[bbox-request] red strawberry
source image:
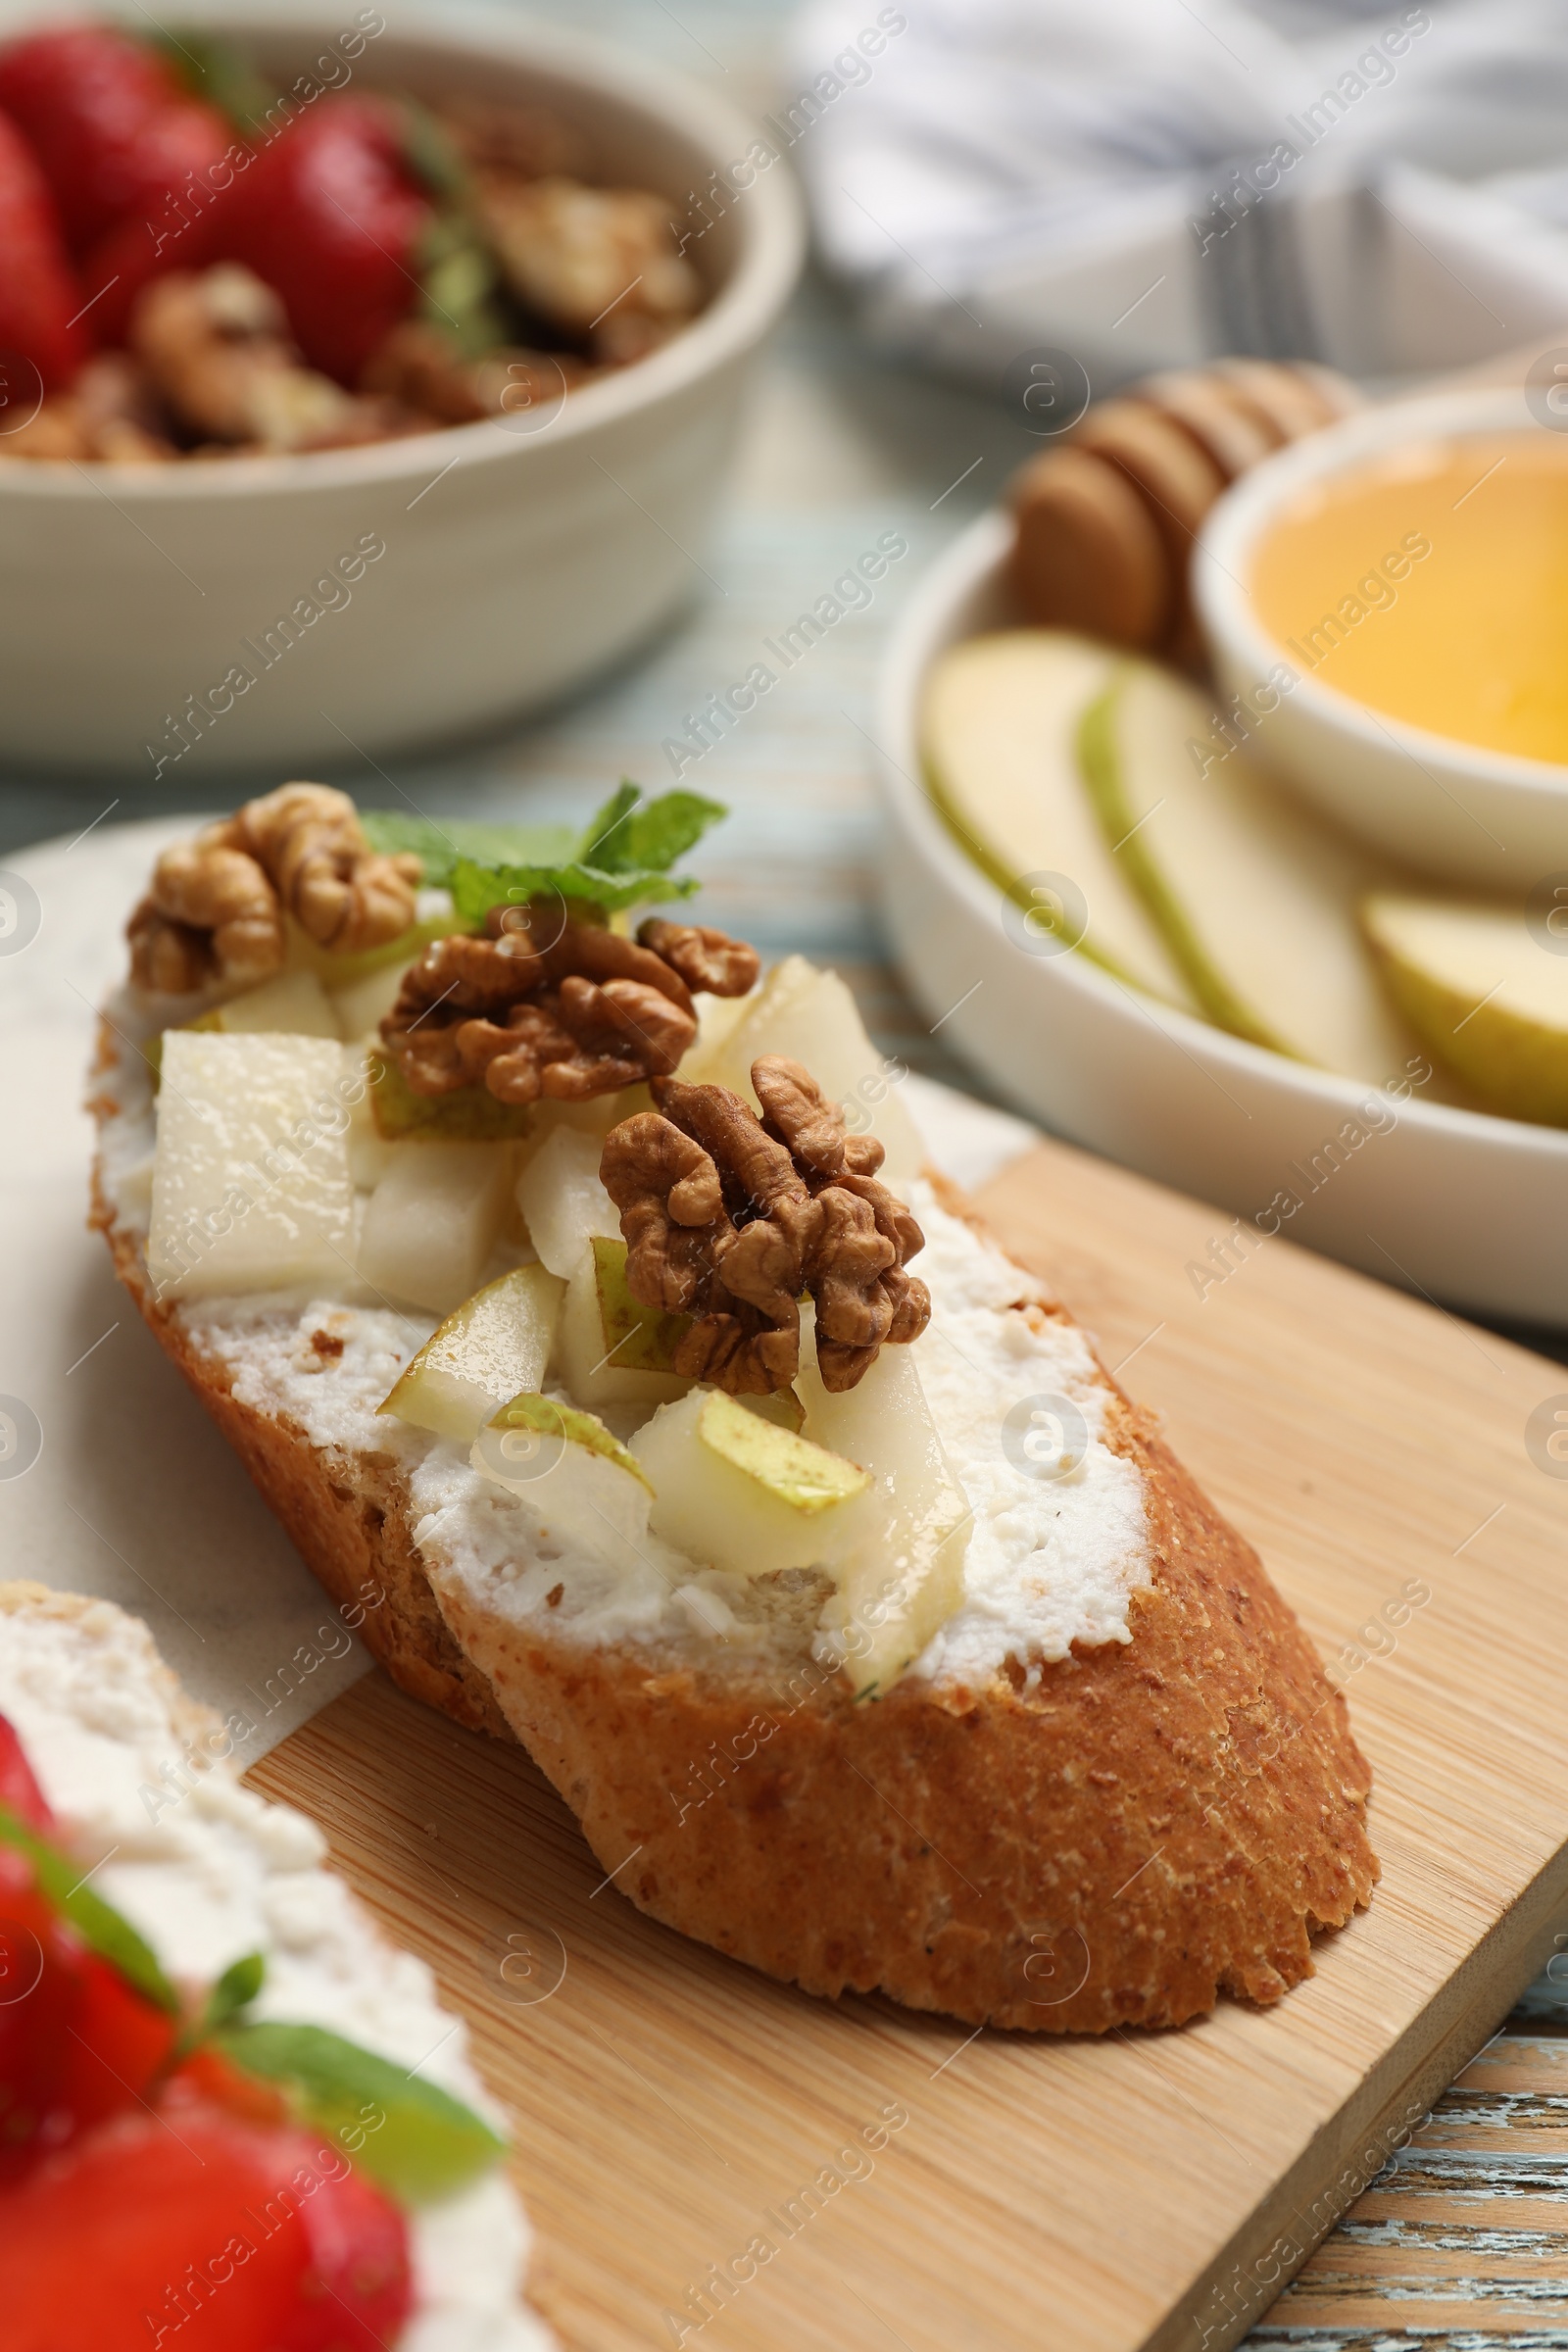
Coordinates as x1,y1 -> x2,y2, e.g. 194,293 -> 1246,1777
0,109 -> 87,391
218,96 -> 431,384
0,2097 -> 413,2351
0,1712 -> 55,1832
0,1711 -> 177,2179
0,1889 -> 177,2180
0,24 -> 229,256
0,1885 -> 82,2181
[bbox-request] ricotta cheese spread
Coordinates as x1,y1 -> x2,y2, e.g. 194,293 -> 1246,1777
101,984 -> 1152,1683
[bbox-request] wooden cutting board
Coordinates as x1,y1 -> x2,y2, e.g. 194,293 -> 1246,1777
248,1133 -> 1568,2352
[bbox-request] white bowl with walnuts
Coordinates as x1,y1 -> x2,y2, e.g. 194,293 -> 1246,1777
0,2 -> 803,777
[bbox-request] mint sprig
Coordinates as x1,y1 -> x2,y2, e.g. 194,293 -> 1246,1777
363,783 -> 727,926
0,1801 -> 179,2015
359,811 -> 579,885
578,780 -> 726,877
217,2018 -> 505,2204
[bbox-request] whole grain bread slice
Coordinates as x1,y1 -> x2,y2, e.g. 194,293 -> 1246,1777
90,1051 -> 1377,2033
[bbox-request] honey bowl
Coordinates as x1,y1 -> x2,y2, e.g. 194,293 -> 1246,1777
1195,388 -> 1568,889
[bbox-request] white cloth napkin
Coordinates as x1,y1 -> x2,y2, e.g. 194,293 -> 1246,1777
789,0 -> 1568,392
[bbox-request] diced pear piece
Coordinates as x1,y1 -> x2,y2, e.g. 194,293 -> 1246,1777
632,1387 -> 873,1577
798,1339 -> 971,1698
368,1050 -> 533,1143
699,956 -> 923,1184
1361,894 -> 1568,1123
1078,662 -> 1413,1080
471,1393 -> 654,1564
737,1387 -> 806,1436
514,1127 -> 620,1278
197,968 -> 341,1039
330,958 -> 412,1044
378,1263 -> 566,1443
683,985 -> 757,1077
357,1142 -> 514,1313
342,1046 -> 399,1190
285,907 -> 459,987
920,629 -> 1197,1009
147,1032 -> 355,1299
555,1237 -> 690,1408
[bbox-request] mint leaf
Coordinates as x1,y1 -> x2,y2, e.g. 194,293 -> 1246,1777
576,781 -> 643,868
0,1802 -> 179,2015
366,786 -> 727,924
206,1950 -> 266,2034
449,856 -> 701,929
217,2020 -> 505,2204
360,811 -> 579,889
579,782 -> 726,875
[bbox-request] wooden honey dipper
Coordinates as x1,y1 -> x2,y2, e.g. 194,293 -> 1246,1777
1006,359 -> 1362,662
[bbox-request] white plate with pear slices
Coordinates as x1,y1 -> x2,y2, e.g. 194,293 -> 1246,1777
874,510 -> 1568,1327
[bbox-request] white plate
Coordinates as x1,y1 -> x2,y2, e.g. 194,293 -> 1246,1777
872,510 -> 1568,1327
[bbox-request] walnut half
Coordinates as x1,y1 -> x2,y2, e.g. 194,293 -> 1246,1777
127,784 -> 420,995
600,1056 -> 930,1395
380,904 -> 759,1104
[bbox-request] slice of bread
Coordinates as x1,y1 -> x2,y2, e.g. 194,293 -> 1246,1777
90,1018 -> 1377,2034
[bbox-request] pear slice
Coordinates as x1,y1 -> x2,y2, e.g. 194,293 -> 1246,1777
472,1393 -> 654,1562
330,958 -> 413,1045
514,1128 -> 620,1278
555,1237 -> 692,1408
798,1338 -> 971,1699
378,1263 -> 566,1444
357,1142 -> 514,1314
919,629 -> 1199,1010
737,1386 -> 806,1436
368,1050 -> 533,1143
285,908 -> 460,988
1361,894 -> 1568,1124
192,968 -> 341,1039
147,1032 -> 355,1299
631,1387 -> 873,1578
1079,662 -> 1414,1080
695,955 -> 924,1183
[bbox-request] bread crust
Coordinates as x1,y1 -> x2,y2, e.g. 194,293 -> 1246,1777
91,1051 -> 1377,2031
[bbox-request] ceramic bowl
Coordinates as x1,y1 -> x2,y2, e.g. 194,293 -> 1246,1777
0,1 -> 804,777
1195,386 -> 1568,889
874,509 -> 1568,1326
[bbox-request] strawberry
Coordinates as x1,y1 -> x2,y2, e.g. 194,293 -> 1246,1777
0,1875 -> 177,2181
0,1713 -> 54,1831
0,2097 -> 413,2351
0,24 -> 230,256
0,109 -> 88,392
0,1884 -> 81,2180
217,96 -> 432,384
0,1712 -> 177,2179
